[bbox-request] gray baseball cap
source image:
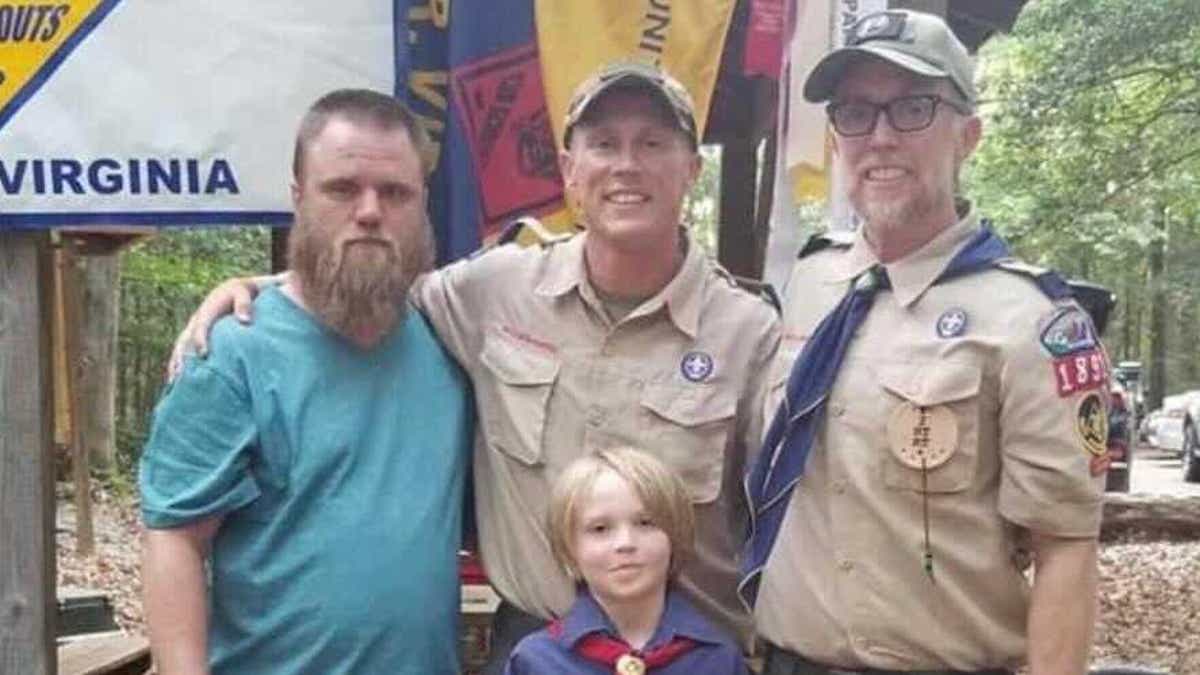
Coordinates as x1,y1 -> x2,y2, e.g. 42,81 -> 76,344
803,10 -> 976,105
563,61 -> 698,148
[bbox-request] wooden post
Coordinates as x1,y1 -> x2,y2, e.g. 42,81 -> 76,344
79,252 -> 121,472
717,140 -> 762,278
716,76 -> 777,281
0,231 -> 57,675
60,242 -> 95,556
271,227 -> 290,274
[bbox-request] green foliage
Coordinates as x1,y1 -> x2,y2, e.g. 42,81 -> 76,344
685,145 -> 722,254
116,227 -> 272,475
968,0 -> 1200,400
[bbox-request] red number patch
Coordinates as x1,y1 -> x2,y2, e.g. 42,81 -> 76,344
1052,348 -> 1108,397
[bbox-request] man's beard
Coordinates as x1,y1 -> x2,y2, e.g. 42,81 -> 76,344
850,156 -> 956,235
288,218 -> 433,347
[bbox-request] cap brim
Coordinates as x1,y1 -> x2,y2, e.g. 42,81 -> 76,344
566,73 -> 695,145
802,46 -> 948,102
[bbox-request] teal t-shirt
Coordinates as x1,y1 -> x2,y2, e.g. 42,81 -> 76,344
140,287 -> 472,675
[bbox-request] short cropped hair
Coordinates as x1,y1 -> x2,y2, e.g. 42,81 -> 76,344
292,88 -> 434,181
547,447 -> 696,581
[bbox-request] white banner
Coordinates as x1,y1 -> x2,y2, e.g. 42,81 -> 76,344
0,0 -> 397,228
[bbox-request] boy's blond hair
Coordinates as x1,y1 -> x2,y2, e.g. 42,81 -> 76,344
547,447 -> 696,581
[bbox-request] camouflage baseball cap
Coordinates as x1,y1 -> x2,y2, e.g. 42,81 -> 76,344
563,61 -> 698,148
803,10 -> 977,106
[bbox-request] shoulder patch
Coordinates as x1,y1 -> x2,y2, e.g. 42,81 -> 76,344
1076,392 -> 1109,457
994,258 -> 1072,300
797,230 -> 854,259
1039,306 -> 1100,357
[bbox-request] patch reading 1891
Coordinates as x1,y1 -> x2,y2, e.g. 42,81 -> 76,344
1052,347 -> 1107,397
0,1 -> 121,132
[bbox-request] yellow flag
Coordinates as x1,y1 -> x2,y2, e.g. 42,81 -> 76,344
534,0 -> 737,149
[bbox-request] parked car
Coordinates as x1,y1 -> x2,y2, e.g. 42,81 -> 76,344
1139,408 -> 1161,444
1149,396 -> 1188,455
1181,392 -> 1200,483
1106,362 -> 1144,493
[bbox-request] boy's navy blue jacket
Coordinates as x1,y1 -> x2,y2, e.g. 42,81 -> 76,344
503,588 -> 748,674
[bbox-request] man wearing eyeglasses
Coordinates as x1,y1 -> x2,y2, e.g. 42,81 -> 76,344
743,10 -> 1105,675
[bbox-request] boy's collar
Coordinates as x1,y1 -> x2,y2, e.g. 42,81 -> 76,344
557,587 -> 726,650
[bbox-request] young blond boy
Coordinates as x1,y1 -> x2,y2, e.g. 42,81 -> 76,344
504,448 -> 748,674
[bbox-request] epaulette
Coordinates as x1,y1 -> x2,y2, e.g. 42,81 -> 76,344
796,230 -> 854,259
733,275 -> 781,313
1066,280 -> 1117,336
713,265 -> 781,313
993,258 -> 1072,301
497,216 -> 577,247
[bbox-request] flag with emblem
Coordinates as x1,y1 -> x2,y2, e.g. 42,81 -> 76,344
402,0 -> 565,261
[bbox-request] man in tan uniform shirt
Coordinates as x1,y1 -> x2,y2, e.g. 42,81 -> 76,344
745,11 -> 1105,675
172,64 -> 779,668
413,62 -> 778,661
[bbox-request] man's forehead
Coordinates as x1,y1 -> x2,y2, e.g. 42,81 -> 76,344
312,116 -> 412,147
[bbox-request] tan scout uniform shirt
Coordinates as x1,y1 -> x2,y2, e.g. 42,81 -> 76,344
413,230 -> 779,643
756,211 -> 1105,670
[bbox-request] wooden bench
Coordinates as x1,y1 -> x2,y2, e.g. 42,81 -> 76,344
58,633 -> 151,675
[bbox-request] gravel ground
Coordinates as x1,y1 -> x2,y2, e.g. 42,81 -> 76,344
1093,540 -> 1199,674
56,486 -> 145,634
56,487 -> 1198,673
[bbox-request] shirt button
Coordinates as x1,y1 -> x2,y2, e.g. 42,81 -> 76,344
832,481 -> 847,494
587,407 -> 605,427
839,560 -> 854,572
831,405 -> 845,418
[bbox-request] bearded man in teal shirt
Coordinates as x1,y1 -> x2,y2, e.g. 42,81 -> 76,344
139,90 -> 473,675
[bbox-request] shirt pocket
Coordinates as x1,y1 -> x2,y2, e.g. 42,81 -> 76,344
875,362 -> 981,493
640,383 -> 737,504
479,333 -> 560,466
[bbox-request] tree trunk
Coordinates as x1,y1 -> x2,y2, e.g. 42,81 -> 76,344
1120,265 -> 1134,360
79,253 -> 121,471
1146,209 -> 1168,411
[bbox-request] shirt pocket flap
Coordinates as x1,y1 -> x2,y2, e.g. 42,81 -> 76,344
641,383 -> 737,426
480,335 -> 560,385
876,362 -> 982,406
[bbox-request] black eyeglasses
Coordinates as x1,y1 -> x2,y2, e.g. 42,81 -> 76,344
826,95 -> 971,137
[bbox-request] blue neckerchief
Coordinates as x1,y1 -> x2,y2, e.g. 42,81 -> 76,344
739,225 -> 1012,607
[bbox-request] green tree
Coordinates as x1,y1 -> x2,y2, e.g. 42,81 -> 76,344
116,227 -> 272,476
969,0 -> 1200,408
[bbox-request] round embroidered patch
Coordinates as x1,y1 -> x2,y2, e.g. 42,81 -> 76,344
1077,393 -> 1109,457
680,351 -> 714,382
887,402 -> 959,470
936,308 -> 969,339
